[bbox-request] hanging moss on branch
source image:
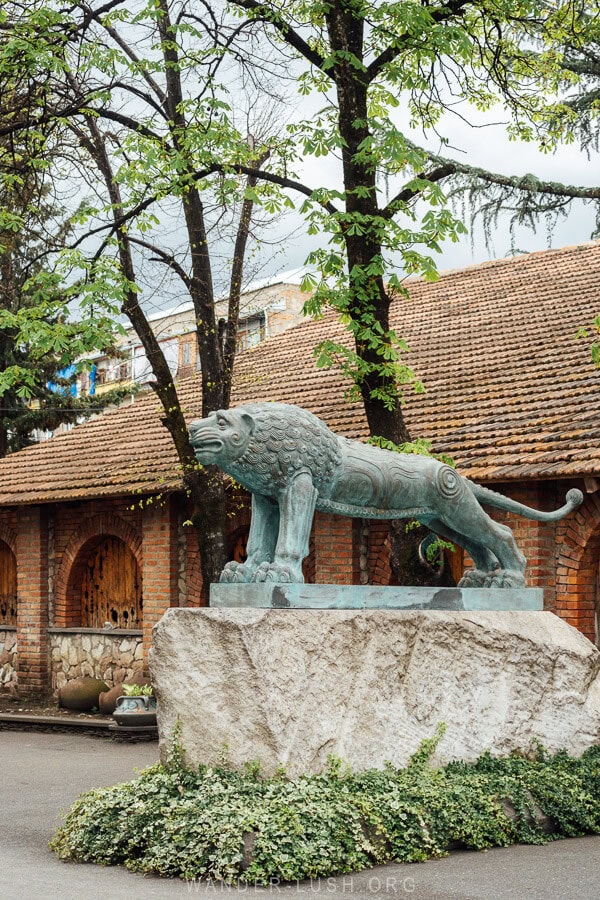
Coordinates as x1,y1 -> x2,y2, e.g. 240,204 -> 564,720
50,731 -> 600,885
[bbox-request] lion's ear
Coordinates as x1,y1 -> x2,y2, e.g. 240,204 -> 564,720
240,413 -> 256,435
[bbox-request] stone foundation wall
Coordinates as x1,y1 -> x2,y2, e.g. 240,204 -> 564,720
49,628 -> 143,694
0,628 -> 17,694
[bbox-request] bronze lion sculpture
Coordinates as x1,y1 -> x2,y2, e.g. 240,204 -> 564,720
189,402 -> 583,587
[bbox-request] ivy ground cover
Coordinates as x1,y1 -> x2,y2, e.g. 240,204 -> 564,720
51,737 -> 600,884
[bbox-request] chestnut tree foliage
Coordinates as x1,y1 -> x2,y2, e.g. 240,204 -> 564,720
0,81 -> 135,457
0,131 -> 131,456
0,0 -> 295,584
225,0 -> 600,442
226,0 -> 598,580
1,0 -> 599,584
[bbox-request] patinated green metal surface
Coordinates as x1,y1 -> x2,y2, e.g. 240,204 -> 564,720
210,584 -> 544,611
189,403 -> 582,588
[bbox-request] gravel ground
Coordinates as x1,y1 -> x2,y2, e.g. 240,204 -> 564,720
0,696 -> 111,720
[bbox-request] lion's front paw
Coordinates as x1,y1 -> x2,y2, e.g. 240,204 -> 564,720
219,561 -> 256,584
251,562 -> 302,584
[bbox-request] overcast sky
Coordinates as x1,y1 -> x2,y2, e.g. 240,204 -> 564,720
128,39 -> 600,311
247,100 -> 599,286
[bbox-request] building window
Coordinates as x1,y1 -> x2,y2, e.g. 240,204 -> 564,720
182,341 -> 191,365
133,338 -> 178,384
237,313 -> 266,351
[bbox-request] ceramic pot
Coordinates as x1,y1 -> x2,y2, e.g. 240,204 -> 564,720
59,677 -> 109,712
112,695 -> 157,728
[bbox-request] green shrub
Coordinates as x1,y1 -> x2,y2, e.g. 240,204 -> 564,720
50,733 -> 600,885
122,683 -> 153,697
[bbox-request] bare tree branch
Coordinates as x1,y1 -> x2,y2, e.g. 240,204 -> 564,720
228,0 -> 329,73
126,236 -> 192,292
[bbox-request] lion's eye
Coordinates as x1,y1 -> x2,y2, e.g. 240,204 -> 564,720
218,420 -> 226,429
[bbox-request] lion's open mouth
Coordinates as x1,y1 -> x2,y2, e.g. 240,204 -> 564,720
191,436 -> 223,454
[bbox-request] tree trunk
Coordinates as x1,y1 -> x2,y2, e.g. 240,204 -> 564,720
326,2 -> 445,583
80,117 -> 227,589
388,521 -> 456,587
326,3 -> 410,446
222,155 -> 269,408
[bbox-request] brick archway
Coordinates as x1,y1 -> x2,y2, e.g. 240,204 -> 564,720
0,523 -> 18,626
0,537 -> 17,626
55,514 -> 143,627
555,493 -> 600,643
0,523 -> 17,556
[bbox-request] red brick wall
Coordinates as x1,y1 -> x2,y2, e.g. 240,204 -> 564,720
185,526 -> 204,607
184,502 -> 348,593
367,522 -> 393,586
16,506 -> 49,695
313,512 -> 353,584
482,482 -> 558,604
426,480 -> 599,642
142,497 -> 178,660
6,476 -> 600,698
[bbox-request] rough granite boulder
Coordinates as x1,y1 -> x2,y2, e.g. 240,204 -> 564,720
150,608 -> 600,778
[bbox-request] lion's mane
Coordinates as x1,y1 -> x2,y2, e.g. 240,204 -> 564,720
231,403 -> 342,493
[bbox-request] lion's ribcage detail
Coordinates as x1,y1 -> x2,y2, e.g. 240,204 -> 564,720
317,498 -> 434,520
342,458 -> 385,506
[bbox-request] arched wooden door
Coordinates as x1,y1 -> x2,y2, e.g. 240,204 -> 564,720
0,540 -> 17,626
81,536 -> 142,628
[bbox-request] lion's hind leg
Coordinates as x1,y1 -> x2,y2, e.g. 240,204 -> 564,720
436,490 -> 527,588
428,519 -> 500,588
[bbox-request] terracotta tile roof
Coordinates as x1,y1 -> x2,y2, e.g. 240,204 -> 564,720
0,241 -> 599,505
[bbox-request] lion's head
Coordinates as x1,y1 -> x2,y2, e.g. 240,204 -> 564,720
189,408 -> 255,467
189,403 -> 342,496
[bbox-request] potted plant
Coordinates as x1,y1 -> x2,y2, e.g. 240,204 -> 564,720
112,683 -> 157,729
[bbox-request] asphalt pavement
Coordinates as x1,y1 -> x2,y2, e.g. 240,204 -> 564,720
0,730 -> 599,899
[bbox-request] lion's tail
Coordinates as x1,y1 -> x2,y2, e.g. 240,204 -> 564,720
467,481 -> 584,522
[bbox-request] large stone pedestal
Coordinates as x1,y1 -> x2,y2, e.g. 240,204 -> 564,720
150,608 -> 600,778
